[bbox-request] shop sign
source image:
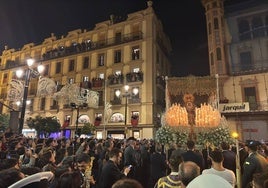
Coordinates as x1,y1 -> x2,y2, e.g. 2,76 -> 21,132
219,102 -> 249,112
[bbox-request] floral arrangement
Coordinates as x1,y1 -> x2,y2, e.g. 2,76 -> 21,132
155,126 -> 174,145
196,126 -> 235,147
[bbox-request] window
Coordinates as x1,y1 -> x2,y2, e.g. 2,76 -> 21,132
99,73 -> 104,79
238,20 -> 251,40
214,18 -> 219,29
115,32 -> 122,43
40,98 -> 46,110
98,53 -> 105,66
115,70 -> 122,75
240,51 -> 252,71
244,87 -> 258,110
212,2 -> 217,7
208,23 -> 212,35
133,68 -> 140,73
2,73 -> 8,84
69,78 -> 75,84
56,62 -> 62,74
114,50 -> 121,63
69,59 -> 75,72
252,17 -> 265,38
83,56 -> 90,69
83,76 -> 89,82
132,46 -> 140,60
216,48 -> 222,60
43,65 -> 49,76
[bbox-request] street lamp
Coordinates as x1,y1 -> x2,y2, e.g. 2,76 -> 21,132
232,131 -> 241,188
115,85 -> 139,137
70,102 -> 83,137
16,58 -> 44,134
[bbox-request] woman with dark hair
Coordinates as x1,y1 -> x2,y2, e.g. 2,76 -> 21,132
56,171 -> 83,188
36,148 -> 57,173
0,167 -> 25,188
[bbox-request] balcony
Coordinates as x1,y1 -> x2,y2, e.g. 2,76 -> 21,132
230,59 -> 268,76
42,32 -> 143,61
108,74 -> 124,86
92,78 -> 104,88
50,105 -> 58,110
128,98 -> 141,104
126,72 -> 143,83
110,98 -> 122,105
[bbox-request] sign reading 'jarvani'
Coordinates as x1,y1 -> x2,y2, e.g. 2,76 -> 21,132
219,102 -> 250,113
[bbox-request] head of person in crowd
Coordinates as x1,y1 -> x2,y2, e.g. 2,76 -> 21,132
179,161 -> 200,188
0,167 -> 25,188
76,152 -> 91,173
155,142 -> 163,153
169,154 -> 183,172
186,140 -> 195,150
45,138 -> 58,149
127,137 -> 136,148
245,140 -> 261,152
112,178 -> 143,188
221,142 -> 230,150
0,157 -> 21,170
209,149 -> 224,164
36,148 -> 56,169
56,171 -> 83,188
109,147 -> 123,166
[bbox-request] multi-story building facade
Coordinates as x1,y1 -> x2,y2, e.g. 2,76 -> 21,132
202,0 -> 268,141
0,1 -> 171,139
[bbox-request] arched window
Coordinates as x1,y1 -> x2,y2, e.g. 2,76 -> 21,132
214,18 -> 219,29
252,16 -> 265,38
238,20 -> 251,40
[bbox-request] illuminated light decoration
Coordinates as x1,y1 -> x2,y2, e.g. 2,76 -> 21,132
165,103 -> 189,127
36,77 -> 56,97
7,79 -> 24,102
53,83 -> 99,108
195,103 -> 221,127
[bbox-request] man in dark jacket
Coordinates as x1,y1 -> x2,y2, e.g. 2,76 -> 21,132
242,140 -> 268,188
221,142 -> 236,174
182,140 -> 204,172
98,148 -> 130,188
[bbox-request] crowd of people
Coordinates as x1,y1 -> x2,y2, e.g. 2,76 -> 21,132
0,128 -> 268,188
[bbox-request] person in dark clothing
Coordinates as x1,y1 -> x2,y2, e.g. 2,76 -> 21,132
242,140 -> 268,188
98,148 -> 130,188
221,142 -> 236,174
182,140 -> 204,172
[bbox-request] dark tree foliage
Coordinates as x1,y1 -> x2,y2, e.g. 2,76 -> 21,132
26,116 -> 61,137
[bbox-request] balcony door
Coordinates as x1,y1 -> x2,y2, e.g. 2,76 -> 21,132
244,87 -> 257,110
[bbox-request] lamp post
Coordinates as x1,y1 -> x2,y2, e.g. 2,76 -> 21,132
16,58 -> 44,134
232,131 -> 241,188
70,103 -> 81,137
115,85 -> 139,138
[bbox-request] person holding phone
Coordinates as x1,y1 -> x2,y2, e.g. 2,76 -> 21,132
98,148 -> 130,188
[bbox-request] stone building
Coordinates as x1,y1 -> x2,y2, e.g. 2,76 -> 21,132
0,1 -> 171,139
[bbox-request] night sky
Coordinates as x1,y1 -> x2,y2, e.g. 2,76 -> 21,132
0,0 -> 210,77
